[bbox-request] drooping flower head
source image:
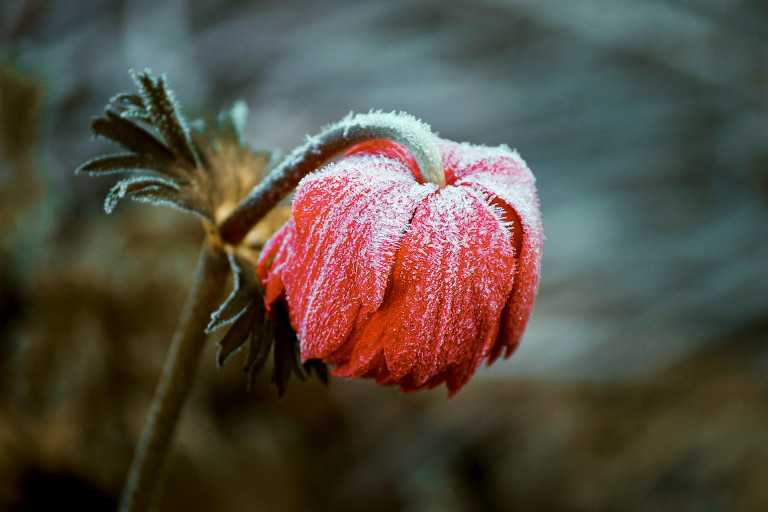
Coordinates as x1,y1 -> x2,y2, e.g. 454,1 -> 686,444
258,136 -> 542,395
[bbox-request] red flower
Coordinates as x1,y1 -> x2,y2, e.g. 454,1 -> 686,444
257,138 -> 542,395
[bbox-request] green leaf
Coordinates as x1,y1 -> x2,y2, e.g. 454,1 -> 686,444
132,70 -> 201,168
215,307 -> 256,368
130,187 -> 212,219
109,93 -> 145,109
303,359 -> 329,385
76,153 -> 166,176
207,295 -> 250,334
216,100 -> 249,145
118,107 -> 153,124
91,111 -> 174,161
271,301 -> 305,396
207,254 -> 260,333
104,175 -> 180,213
245,316 -> 273,392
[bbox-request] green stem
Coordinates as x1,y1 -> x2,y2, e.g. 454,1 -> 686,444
219,111 -> 444,245
119,241 -> 229,512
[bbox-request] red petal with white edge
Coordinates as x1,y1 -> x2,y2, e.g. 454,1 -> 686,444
331,185 -> 516,396
440,140 -> 543,362
257,218 -> 296,312
284,154 -> 436,359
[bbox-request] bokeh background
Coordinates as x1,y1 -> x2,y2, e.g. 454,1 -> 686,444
2,0 -> 768,510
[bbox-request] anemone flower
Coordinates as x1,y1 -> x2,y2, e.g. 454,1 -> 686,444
258,137 -> 542,396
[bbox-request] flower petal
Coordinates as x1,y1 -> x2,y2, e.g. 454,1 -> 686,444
345,140 -> 421,182
257,218 -> 297,311
332,185 -> 516,395
447,143 -> 542,362
437,139 -> 525,183
284,155 -> 436,358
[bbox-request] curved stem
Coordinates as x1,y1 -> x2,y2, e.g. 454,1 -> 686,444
120,241 -> 229,512
219,111 -> 444,245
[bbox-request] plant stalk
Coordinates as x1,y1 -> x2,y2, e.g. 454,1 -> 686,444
119,240 -> 229,512
120,111 -> 444,510
219,111 -> 444,245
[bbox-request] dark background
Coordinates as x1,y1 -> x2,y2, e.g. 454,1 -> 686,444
1,0 -> 767,510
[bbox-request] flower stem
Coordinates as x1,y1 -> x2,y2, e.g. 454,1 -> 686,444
219,111 -> 444,245
119,240 -> 229,512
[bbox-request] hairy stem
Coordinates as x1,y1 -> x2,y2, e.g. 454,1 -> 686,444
219,111 -> 444,245
120,241 -> 229,512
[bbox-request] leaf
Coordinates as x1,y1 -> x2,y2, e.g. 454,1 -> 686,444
303,359 -> 329,384
129,187 -> 212,219
109,92 -> 145,110
271,300 -> 305,396
244,314 -> 274,392
216,100 -> 249,145
210,254 -> 327,394
91,111 -> 175,161
76,153 -> 167,176
79,70 -> 280,232
215,308 -> 255,367
118,106 -> 153,124
132,70 -> 201,168
207,253 -> 263,332
104,175 -> 180,213
207,293 -> 251,334
187,129 -> 213,175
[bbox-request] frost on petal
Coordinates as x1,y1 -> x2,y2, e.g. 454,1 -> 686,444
345,140 -> 421,182
331,186 -> 516,395
437,139 -> 525,184
282,155 -> 436,359
257,218 -> 296,312
455,153 -> 543,362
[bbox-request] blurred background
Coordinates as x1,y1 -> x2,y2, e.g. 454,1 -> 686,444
2,0 -> 768,510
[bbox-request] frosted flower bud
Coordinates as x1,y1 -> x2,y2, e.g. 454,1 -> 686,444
258,139 -> 543,395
